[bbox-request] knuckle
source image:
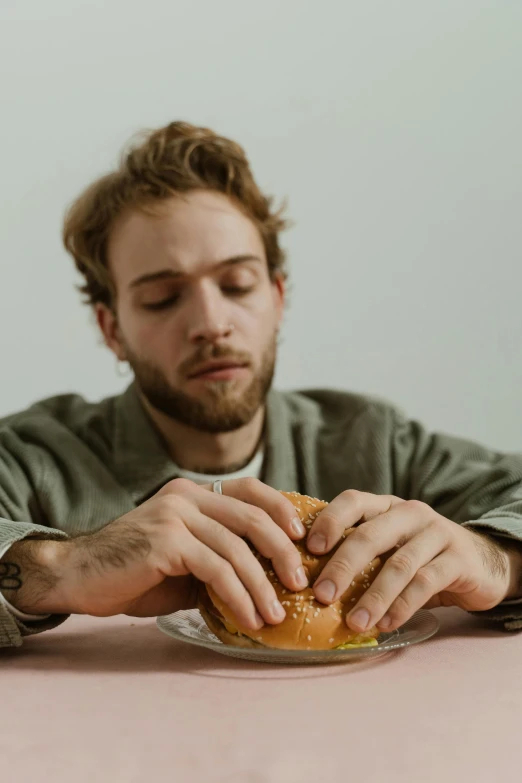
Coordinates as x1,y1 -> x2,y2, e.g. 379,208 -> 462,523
156,494 -> 183,520
246,506 -> 270,530
210,521 -> 232,545
389,592 -> 412,619
351,523 -> 379,547
211,559 -> 236,588
340,489 -> 362,513
227,535 -> 252,563
280,538 -> 300,561
433,516 -> 452,537
165,514 -> 185,535
404,499 -> 427,515
251,569 -> 275,597
414,565 -> 436,590
318,509 -> 341,531
239,476 -> 261,493
325,558 -> 353,581
363,587 -> 388,611
388,550 -> 415,576
164,477 -> 194,495
277,497 -> 297,520
268,536 -> 299,566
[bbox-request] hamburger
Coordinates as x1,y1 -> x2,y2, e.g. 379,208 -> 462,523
198,491 -> 384,650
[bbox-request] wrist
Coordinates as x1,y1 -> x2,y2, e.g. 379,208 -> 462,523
0,539 -> 75,616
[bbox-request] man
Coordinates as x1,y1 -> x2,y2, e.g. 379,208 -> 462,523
1,121 -> 521,650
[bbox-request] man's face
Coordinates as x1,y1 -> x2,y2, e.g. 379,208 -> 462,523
100,190 -> 285,432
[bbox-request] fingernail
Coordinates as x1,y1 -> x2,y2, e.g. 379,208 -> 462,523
378,614 -> 392,629
295,566 -> 308,588
349,608 -> 370,630
314,579 -> 337,603
308,533 -> 327,553
272,600 -> 286,621
253,611 -> 264,629
291,517 -> 306,537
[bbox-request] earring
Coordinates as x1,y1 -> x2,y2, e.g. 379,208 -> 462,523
116,359 -> 131,378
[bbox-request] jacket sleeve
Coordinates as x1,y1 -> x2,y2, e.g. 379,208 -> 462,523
390,407 -> 522,630
0,426 -> 69,648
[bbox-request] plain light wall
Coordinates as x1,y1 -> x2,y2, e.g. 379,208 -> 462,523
0,1 -> 521,451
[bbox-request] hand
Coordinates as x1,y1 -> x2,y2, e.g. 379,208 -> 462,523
2,478 -> 308,631
307,490 -> 521,633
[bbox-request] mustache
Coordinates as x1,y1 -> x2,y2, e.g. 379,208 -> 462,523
179,345 -> 253,376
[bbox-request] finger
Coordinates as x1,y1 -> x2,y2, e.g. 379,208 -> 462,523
313,500 -> 432,605
187,511 -> 287,625
178,528 -> 265,631
375,552 -> 459,631
344,527 -> 448,632
193,481 -> 308,592
215,477 -> 308,540
307,490 -> 404,555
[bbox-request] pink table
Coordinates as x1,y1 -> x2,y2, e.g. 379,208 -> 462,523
1,607 -> 521,782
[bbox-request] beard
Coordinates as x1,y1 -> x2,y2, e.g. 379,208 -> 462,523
123,337 -> 277,434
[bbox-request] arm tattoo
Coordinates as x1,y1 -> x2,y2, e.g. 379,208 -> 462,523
0,541 -> 60,613
0,561 -> 23,591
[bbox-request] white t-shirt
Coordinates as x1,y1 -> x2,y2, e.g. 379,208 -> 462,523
173,447 -> 264,485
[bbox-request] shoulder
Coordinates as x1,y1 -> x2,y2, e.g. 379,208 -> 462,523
0,391 -> 117,454
275,387 -> 402,432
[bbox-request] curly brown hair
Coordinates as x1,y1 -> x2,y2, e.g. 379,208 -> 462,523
63,121 -> 288,310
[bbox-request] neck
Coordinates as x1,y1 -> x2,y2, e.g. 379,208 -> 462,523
138,393 -> 265,474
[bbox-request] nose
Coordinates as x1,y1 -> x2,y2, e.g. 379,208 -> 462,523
186,283 -> 235,344
189,321 -> 235,344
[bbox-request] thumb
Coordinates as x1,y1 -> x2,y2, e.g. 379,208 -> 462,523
422,591 -> 456,610
125,575 -> 198,617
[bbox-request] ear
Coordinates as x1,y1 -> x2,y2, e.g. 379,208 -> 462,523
272,273 -> 286,329
95,303 -> 127,361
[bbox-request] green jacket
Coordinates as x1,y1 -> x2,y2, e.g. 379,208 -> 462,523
1,383 -> 522,648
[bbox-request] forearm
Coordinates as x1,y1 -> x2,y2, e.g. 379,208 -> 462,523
0,539 -> 73,616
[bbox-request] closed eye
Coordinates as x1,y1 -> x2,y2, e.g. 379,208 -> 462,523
142,294 -> 180,311
142,285 -> 254,311
222,286 -> 254,296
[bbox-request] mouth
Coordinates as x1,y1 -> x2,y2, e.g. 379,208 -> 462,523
187,360 -> 250,381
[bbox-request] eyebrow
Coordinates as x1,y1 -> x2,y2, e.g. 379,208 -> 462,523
129,255 -> 263,289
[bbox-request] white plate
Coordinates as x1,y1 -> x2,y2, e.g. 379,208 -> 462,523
156,608 -> 439,665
